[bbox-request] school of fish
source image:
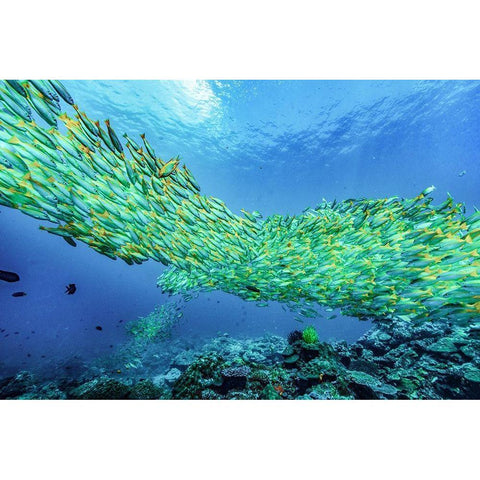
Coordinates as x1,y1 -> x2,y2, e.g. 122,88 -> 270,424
1,80 -> 479,326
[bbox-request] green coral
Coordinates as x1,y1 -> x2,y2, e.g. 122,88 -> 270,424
302,325 -> 319,344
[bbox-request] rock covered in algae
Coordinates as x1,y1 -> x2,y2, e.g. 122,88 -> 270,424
172,353 -> 225,399
346,370 -> 398,399
427,337 -> 459,354
128,379 -> 164,399
0,371 -> 36,399
70,377 -> 131,399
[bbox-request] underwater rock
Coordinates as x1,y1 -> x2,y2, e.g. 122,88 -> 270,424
282,346 -> 295,357
0,371 -> 36,399
347,370 -> 398,399
283,354 -> 300,367
70,377 -> 130,399
462,363 -> 480,383
301,357 -> 342,384
287,330 -> 303,345
226,390 -> 256,400
460,344 -> 480,359
164,368 -> 182,385
172,353 -> 224,399
332,342 -> 353,368
299,343 -> 321,361
348,358 -> 383,376
299,341 -> 335,362
466,325 -> 480,340
201,389 -> 220,400
358,329 -> 395,355
129,379 -> 164,399
220,365 -> 251,392
260,384 -> 283,400
308,382 -> 354,400
171,350 -> 199,371
427,337 -> 459,354
249,369 -> 271,387
242,350 -> 267,364
18,382 -> 67,400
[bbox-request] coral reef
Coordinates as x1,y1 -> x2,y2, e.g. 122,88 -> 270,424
1,317 -> 480,399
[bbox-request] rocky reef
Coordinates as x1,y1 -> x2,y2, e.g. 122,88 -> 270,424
1,319 -> 479,400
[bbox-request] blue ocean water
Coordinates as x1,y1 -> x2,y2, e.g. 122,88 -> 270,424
1,80 -> 480,376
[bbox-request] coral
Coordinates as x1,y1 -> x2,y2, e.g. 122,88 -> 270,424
0,371 -> 36,399
172,353 -> 224,399
163,368 -> 182,385
346,370 -> 398,399
260,384 -> 283,400
302,326 -> 319,344
220,365 -> 251,392
3,323 -> 480,399
128,379 -> 164,399
287,330 -> 303,345
69,377 -> 130,399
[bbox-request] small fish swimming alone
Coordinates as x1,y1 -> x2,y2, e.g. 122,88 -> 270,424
12,291 -> 26,297
0,270 -> 20,282
65,283 -> 76,295
458,170 -> 467,177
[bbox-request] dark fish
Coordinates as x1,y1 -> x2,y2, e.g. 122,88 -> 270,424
95,326 -> 103,331
63,236 -> 77,247
65,283 -> 76,295
12,292 -> 27,297
0,270 -> 20,282
246,285 -> 261,293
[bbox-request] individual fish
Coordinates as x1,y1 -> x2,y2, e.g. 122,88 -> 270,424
5,80 -> 27,98
458,170 -> 466,177
12,292 -> 27,297
158,157 -> 179,178
65,283 -> 76,295
140,133 -> 156,160
94,120 -> 115,152
48,80 -> 74,105
105,119 -> 123,153
0,87 -> 32,121
0,270 -> 20,282
25,87 -> 57,126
